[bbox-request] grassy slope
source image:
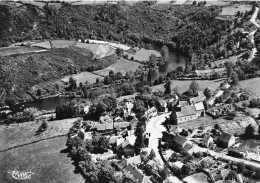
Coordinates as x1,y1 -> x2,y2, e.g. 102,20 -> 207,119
151,79 -> 223,93
239,78 -> 260,97
0,136 -> 84,183
0,118 -> 79,152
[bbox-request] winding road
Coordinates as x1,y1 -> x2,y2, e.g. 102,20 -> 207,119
145,113 -> 170,166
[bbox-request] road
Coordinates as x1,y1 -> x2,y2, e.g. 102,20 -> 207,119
145,113 -> 170,166
208,149 -> 260,169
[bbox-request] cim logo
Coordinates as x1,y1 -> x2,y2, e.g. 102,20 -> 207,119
8,169 -> 35,180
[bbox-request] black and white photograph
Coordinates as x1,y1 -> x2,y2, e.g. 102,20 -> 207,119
1,0 -> 260,182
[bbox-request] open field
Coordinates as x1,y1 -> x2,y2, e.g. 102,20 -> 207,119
219,4 -> 252,16
185,0 -> 229,6
61,71 -> 104,85
151,79 -> 222,93
127,48 -> 161,62
75,42 -> 115,59
240,78 -> 260,97
50,40 -> 77,48
32,41 -> 52,49
94,58 -> 142,76
0,118 -> 80,152
0,136 -> 84,183
0,46 -> 48,56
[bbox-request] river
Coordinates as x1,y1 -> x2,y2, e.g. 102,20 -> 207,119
153,45 -> 187,75
12,47 -> 187,112
12,97 -> 72,113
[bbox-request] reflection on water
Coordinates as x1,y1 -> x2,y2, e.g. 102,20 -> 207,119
153,45 -> 187,75
12,97 -> 72,113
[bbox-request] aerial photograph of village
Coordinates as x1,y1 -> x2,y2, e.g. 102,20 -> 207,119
2,0 -> 260,182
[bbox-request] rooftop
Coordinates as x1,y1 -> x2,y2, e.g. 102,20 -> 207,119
176,106 -> 197,118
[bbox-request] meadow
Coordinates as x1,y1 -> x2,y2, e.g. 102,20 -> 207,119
239,78 -> 260,97
151,79 -> 222,93
0,118 -> 80,152
0,136 -> 84,183
219,4 -> 252,16
94,58 -> 142,76
127,48 -> 161,63
61,71 -> 104,85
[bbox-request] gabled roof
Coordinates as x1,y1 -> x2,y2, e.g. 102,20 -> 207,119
219,132 -> 234,143
194,102 -> 205,111
176,106 -> 196,118
183,141 -> 193,152
190,92 -> 205,104
96,124 -> 106,131
124,164 -> 144,183
117,158 -> 128,170
127,155 -> 142,165
129,117 -> 138,127
109,135 -> 120,144
106,123 -> 113,130
173,135 -> 187,147
178,101 -> 189,107
114,122 -> 130,128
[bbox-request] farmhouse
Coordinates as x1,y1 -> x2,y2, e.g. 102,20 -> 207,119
172,106 -> 198,123
178,101 -> 189,108
218,132 -> 235,148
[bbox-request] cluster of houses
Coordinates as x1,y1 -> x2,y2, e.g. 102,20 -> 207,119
171,91 -> 206,124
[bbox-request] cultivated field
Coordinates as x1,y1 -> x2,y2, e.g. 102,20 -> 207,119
0,136 -> 84,183
0,46 -> 48,56
219,4 -> 252,16
127,48 -> 161,62
0,118 -> 80,152
75,42 -> 115,59
61,71 -> 104,85
239,78 -> 260,97
32,41 -> 52,49
50,40 -> 77,48
94,58 -> 142,76
185,0 -> 229,6
151,79 -> 222,93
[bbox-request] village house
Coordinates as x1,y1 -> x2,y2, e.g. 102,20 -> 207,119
172,106 -> 198,124
218,132 -> 236,148
125,100 -> 134,115
145,106 -> 158,119
177,101 -> 189,108
117,159 -> 153,183
194,102 -> 205,117
207,90 -> 224,106
117,135 -> 136,156
189,91 -> 206,105
129,117 -> 138,131
202,133 -> 214,148
173,135 -> 189,151
159,99 -> 168,113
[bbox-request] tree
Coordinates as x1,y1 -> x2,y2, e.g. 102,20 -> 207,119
193,1 -> 197,6
134,122 -> 145,154
158,75 -> 164,84
181,164 -> 191,175
231,72 -> 239,86
164,80 -> 171,95
76,146 -> 91,162
149,149 -> 156,160
189,81 -> 199,96
56,102 -> 77,120
161,45 -> 169,63
41,121 -> 48,130
97,136 -> 110,153
236,162 -> 245,174
225,61 -> 234,77
36,89 -> 42,96
69,77 -> 77,90
244,124 -> 255,138
203,87 -> 212,99
78,130 -> 85,140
